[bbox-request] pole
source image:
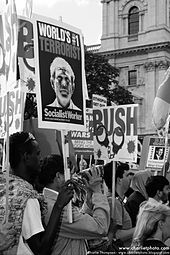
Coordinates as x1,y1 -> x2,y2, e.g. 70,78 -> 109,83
5,92 -> 10,223
112,160 -> 116,219
61,130 -> 72,223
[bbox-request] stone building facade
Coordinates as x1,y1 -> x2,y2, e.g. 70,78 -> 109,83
89,0 -> 170,135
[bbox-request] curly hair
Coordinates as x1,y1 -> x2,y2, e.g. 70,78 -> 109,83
39,154 -> 64,186
145,175 -> 169,197
9,132 -> 36,170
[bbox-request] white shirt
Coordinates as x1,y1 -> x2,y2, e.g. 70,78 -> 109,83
17,199 -> 44,255
47,99 -> 81,111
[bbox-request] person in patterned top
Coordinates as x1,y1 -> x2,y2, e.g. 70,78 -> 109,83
0,131 -> 73,255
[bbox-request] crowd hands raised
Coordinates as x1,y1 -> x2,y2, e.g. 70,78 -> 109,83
0,132 -> 170,255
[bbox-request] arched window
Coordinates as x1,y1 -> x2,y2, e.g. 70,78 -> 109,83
128,6 -> 139,35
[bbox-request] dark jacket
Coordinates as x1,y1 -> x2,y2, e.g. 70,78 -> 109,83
125,191 -> 145,227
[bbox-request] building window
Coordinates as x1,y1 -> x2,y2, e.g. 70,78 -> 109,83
128,70 -> 137,86
128,6 -> 139,35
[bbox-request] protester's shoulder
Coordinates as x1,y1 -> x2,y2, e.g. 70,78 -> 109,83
23,198 -> 42,217
126,191 -> 145,205
26,198 -> 40,205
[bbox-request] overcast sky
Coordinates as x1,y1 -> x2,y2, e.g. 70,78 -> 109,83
0,0 -> 103,46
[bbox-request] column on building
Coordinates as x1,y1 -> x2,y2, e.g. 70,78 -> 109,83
147,0 -> 157,28
157,0 -> 168,26
101,0 -> 109,37
114,0 -> 119,49
144,61 -> 157,132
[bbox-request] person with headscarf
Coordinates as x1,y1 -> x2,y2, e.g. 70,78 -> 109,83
125,170 -> 152,227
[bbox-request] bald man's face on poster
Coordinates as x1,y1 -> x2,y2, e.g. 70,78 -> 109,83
51,65 -> 74,108
47,57 -> 81,111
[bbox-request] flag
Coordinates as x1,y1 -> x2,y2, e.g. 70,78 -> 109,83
22,0 -> 33,18
2,0 -> 18,92
152,67 -> 170,130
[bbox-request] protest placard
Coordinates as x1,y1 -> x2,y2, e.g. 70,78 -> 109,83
1,0 -> 18,94
146,137 -> 170,169
0,85 -> 26,138
33,14 -> 86,131
93,104 -> 138,162
92,94 -> 107,108
17,16 -> 36,93
70,108 -> 93,155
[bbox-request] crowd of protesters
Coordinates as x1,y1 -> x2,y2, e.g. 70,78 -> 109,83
1,131 -> 170,254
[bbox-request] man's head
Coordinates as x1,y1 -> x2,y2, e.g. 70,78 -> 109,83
50,57 -> 75,108
145,175 -> 169,203
115,163 -> 130,195
103,162 -> 130,194
9,132 -> 41,179
157,147 -> 164,157
39,154 -> 65,192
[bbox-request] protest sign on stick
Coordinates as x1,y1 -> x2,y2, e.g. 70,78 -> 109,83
93,104 -> 138,162
33,14 -> 86,131
33,14 -> 87,222
93,104 -> 138,220
146,137 -> 170,170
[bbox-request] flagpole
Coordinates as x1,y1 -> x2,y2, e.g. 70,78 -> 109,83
5,92 -> 10,223
80,155 -> 83,172
163,115 -> 170,176
61,130 -> 72,223
89,154 -> 92,168
112,160 -> 116,219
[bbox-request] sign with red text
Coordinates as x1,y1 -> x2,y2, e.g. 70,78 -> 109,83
93,104 -> 138,162
33,14 -> 86,131
70,108 -> 93,155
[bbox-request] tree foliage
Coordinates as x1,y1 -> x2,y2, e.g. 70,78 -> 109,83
85,50 -> 134,106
